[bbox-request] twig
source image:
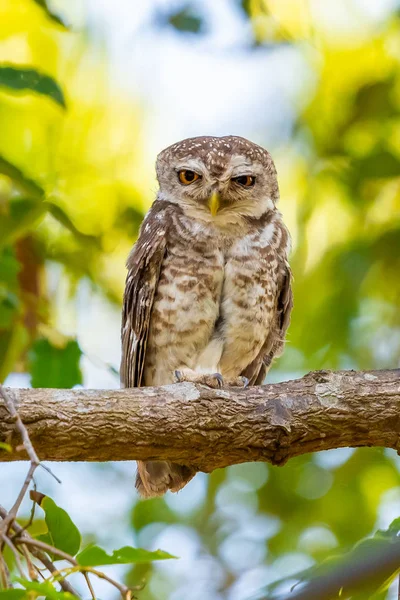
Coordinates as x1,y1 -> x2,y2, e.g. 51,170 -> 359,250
20,543 -> 38,581
0,384 -> 39,535
7,528 -> 132,599
17,479 -> 38,538
39,463 -> 62,483
0,505 -> 81,598
83,572 -> 96,600
0,550 -> 12,589
1,534 -> 28,580
38,553 -> 80,597
0,386 -> 133,600
20,537 -> 79,564
52,565 -> 133,600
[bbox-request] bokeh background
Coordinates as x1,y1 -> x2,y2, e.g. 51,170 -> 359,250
1,0 -> 400,598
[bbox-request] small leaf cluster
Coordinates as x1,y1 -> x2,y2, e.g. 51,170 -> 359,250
1,493 -> 175,598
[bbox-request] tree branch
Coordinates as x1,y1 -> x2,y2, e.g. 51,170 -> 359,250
0,369 -> 399,471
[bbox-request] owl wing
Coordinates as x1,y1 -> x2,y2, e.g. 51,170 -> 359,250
120,203 -> 169,388
242,263 -> 293,385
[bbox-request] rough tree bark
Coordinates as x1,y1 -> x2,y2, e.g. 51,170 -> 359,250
0,369 -> 399,472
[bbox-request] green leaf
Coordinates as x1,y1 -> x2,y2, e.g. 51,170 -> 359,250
35,496 -> 81,557
28,338 -> 82,388
0,442 -> 12,452
77,544 -> 176,567
0,590 -> 27,598
37,531 -> 55,548
168,7 -> 203,33
32,0 -> 69,28
0,198 -> 47,250
0,155 -> 45,199
15,578 -> 77,599
0,65 -> 66,108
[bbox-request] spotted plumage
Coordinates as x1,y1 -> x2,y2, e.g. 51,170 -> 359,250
121,135 -> 293,497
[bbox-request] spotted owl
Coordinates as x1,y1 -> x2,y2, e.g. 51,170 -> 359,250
121,135 -> 293,498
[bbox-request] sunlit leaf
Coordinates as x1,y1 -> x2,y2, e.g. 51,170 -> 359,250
28,338 -> 82,388
0,65 -> 66,108
33,494 -> 81,557
32,0 -> 69,28
15,578 -> 77,599
76,544 -> 176,567
0,591 -> 27,599
0,442 -> 12,452
0,156 -> 45,199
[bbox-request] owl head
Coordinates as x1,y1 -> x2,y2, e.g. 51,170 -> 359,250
156,135 -> 279,223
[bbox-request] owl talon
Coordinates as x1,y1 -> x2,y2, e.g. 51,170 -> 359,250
212,373 -> 224,388
241,376 -> 249,388
172,369 -> 224,389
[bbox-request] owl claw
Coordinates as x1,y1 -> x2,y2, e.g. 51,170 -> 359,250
241,376 -> 249,388
173,369 -> 224,389
212,373 -> 224,388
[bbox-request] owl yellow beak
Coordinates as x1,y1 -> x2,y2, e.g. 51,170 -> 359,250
208,191 -> 220,216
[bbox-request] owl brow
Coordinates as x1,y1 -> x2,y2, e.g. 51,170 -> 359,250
174,157 -> 206,173
230,163 -> 264,177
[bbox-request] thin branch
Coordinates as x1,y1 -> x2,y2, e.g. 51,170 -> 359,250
0,550 -> 12,589
0,380 -> 135,600
19,543 -> 39,581
52,565 -> 132,600
83,572 -> 96,600
39,463 -> 62,484
0,505 -> 81,598
1,534 -> 28,580
0,384 -> 39,535
1,513 -> 132,599
38,553 -> 81,597
20,537 -> 78,564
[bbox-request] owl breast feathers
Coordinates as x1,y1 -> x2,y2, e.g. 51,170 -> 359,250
121,135 -> 293,498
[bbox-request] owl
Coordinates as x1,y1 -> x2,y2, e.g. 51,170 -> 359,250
121,135 -> 292,498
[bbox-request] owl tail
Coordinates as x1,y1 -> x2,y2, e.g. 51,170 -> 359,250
135,460 -> 196,498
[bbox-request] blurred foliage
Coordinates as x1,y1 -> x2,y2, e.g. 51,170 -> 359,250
0,0 -> 400,599
166,6 -> 203,34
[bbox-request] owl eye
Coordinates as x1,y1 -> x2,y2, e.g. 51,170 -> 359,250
232,175 -> 256,187
178,170 -> 200,185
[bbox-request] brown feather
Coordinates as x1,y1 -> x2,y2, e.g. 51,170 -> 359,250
120,201 -> 170,388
